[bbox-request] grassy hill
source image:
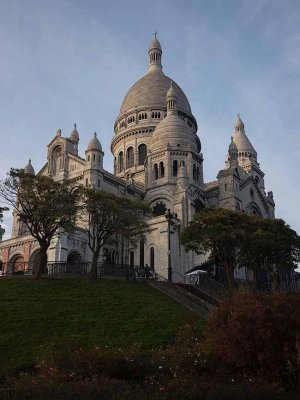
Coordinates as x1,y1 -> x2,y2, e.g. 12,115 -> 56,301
0,278 -> 203,376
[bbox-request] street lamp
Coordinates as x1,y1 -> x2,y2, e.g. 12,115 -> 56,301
165,208 -> 173,282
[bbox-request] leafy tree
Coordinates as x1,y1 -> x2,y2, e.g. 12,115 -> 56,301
181,208 -> 249,289
0,169 -> 80,278
79,188 -> 150,280
181,208 -> 300,290
238,217 -> 300,289
0,206 -> 8,241
0,206 -> 8,223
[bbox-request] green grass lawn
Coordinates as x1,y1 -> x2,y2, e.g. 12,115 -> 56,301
0,278 -> 204,376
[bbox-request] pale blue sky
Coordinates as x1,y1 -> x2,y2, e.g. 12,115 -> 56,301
1,0 -> 300,237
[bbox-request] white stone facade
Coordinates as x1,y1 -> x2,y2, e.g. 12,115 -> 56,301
0,36 -> 275,281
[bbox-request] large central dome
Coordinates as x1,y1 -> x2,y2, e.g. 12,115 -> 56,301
119,72 -> 192,115
112,34 -> 198,186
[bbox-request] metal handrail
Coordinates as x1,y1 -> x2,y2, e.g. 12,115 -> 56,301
150,271 -> 214,318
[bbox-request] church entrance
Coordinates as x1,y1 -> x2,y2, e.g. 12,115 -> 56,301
11,255 -> 25,274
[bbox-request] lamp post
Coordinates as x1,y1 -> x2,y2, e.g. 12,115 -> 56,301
165,208 -> 173,282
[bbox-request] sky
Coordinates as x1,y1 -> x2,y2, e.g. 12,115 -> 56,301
0,0 -> 300,238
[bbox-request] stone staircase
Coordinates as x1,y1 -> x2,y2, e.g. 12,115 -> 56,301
147,274 -> 215,320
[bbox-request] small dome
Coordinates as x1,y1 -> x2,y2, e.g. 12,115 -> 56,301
232,115 -> 257,158
167,81 -> 177,99
149,114 -> 197,153
149,36 -> 162,52
70,123 -> 79,142
87,132 -> 102,151
24,159 -> 35,175
234,113 -> 244,129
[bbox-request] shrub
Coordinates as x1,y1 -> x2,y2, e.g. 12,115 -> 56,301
207,289 -> 300,385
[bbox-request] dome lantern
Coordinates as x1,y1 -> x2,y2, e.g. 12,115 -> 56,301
70,123 -> 79,143
148,31 -> 163,74
234,114 -> 245,132
166,81 -> 178,114
232,114 -> 257,160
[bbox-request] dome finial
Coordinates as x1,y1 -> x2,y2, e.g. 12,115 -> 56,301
94,131 -> 97,137
148,33 -> 163,74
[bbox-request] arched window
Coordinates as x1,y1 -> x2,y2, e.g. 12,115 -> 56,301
118,151 -> 124,172
127,147 -> 134,168
153,202 -> 167,216
153,163 -> 158,180
138,144 -> 147,165
173,160 -> 178,177
150,247 -> 155,270
194,199 -> 204,212
52,146 -> 62,175
196,166 -> 200,181
129,251 -> 135,267
159,161 -> 164,178
193,164 -> 197,180
93,154 -> 96,161
255,176 -> 260,185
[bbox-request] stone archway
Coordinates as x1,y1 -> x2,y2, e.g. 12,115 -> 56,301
10,255 -> 25,274
67,251 -> 82,265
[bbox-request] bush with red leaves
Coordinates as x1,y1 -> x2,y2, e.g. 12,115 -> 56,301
207,289 -> 300,384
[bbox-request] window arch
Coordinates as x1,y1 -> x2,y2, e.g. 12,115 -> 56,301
194,199 -> 204,212
126,147 -> 134,168
193,164 -> 197,180
153,164 -> 158,180
138,144 -> 147,165
150,247 -> 155,270
159,161 -> 164,178
196,166 -> 200,181
52,146 -> 62,175
118,151 -> 124,172
173,160 -> 178,177
153,202 -> 167,216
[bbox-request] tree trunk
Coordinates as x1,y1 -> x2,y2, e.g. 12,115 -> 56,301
89,252 -> 100,281
35,245 -> 48,279
253,266 -> 258,290
225,261 -> 234,291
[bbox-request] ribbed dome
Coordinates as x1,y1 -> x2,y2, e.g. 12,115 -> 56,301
87,132 -> 102,151
24,159 -> 35,175
119,73 -> 192,115
233,130 -> 257,156
149,113 -> 197,153
232,115 -> 257,157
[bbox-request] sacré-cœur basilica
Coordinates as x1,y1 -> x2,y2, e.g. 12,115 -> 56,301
0,35 -> 275,281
